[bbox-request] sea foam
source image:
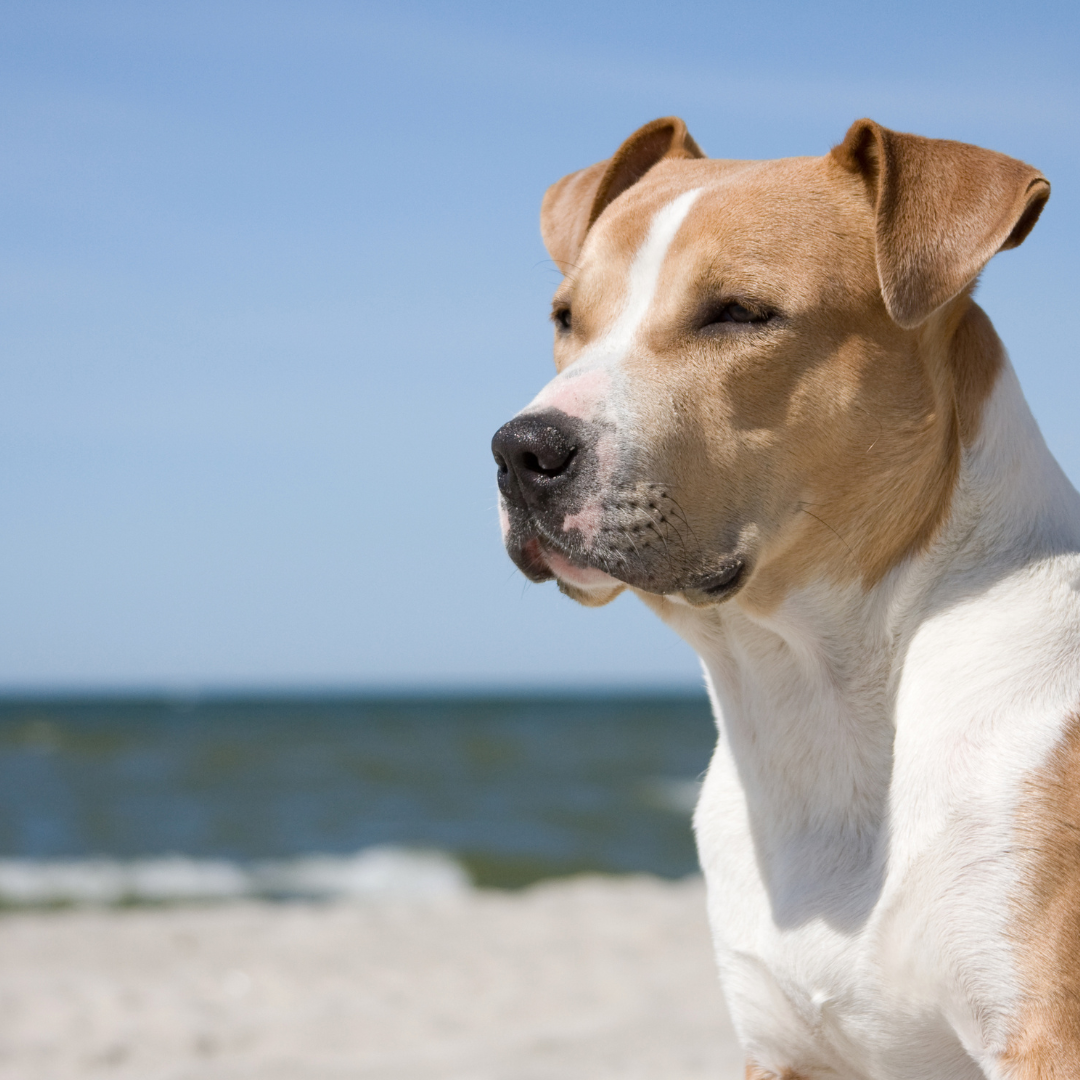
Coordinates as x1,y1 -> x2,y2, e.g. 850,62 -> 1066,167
0,846 -> 471,906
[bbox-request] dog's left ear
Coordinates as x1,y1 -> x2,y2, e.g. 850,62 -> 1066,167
832,119 -> 1050,329
541,117 -> 704,274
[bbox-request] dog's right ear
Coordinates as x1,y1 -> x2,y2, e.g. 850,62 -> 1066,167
541,117 -> 704,274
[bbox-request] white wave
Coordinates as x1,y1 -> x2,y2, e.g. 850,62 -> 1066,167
642,777 -> 703,815
0,846 -> 471,906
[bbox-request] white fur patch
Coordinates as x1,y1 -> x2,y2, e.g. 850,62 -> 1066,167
587,186 -> 703,364
525,187 -> 703,420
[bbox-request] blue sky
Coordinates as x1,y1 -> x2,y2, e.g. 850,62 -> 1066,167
1,1 -> 1077,690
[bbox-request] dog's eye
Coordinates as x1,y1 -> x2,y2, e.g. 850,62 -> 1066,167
720,302 -> 761,323
701,301 -> 772,329
552,306 -> 572,332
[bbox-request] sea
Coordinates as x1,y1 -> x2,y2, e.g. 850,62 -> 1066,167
0,693 -> 716,906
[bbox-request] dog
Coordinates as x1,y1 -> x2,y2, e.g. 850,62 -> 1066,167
491,116 -> 1080,1079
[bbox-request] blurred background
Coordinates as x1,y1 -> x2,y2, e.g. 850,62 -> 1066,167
0,0 -> 1077,900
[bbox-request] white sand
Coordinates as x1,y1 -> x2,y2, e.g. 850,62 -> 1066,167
0,874 -> 744,1079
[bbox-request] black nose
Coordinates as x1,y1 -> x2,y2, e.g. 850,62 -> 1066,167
491,413 -> 579,508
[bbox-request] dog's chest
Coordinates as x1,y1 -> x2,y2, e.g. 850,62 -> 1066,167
685,603 -> 1015,1079
695,743 -> 988,1080
687,567 -> 1080,1079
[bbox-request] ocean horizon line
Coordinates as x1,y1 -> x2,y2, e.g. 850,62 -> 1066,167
0,681 -> 708,704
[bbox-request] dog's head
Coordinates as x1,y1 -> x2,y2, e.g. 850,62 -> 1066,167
493,118 -> 1049,613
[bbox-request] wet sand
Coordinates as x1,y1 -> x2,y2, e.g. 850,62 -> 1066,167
0,874 -> 743,1079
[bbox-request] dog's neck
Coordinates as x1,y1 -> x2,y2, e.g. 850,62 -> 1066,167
646,343 -> 1080,927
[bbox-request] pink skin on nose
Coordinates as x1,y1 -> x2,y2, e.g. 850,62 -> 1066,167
530,368 -> 611,423
561,432 -> 618,543
561,502 -> 603,542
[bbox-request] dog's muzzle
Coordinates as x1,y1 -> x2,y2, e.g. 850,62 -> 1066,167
492,409 -> 750,603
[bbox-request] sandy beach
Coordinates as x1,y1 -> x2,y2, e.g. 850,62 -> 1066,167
0,874 -> 743,1080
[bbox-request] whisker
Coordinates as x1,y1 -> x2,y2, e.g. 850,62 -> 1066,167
801,507 -> 856,562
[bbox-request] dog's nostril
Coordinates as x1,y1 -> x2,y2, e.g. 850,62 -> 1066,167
521,447 -> 576,477
491,413 -> 582,506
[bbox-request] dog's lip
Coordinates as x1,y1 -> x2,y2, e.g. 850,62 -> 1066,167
675,558 -> 748,605
698,559 -> 746,594
512,531 -> 627,590
512,523 -> 748,601
539,544 -> 623,590
514,537 -> 554,582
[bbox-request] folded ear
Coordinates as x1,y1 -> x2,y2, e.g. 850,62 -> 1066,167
832,119 -> 1050,329
541,117 -> 704,274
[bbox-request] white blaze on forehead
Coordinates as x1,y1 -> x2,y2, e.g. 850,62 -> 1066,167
590,185 -> 703,364
525,186 -> 704,422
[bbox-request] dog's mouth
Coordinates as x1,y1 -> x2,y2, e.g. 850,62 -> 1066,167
514,537 -> 556,582
530,538 -> 625,589
512,535 -> 618,588
509,528 -> 748,606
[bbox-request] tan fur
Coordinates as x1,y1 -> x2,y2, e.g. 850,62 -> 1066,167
940,294 -> 1006,448
539,119 -> 1037,613
540,160 -> 610,276
832,120 -> 1049,329
586,116 -> 703,231
1004,717 -> 1080,1079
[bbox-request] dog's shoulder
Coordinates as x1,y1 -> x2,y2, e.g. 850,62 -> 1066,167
1003,706 -> 1080,1079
